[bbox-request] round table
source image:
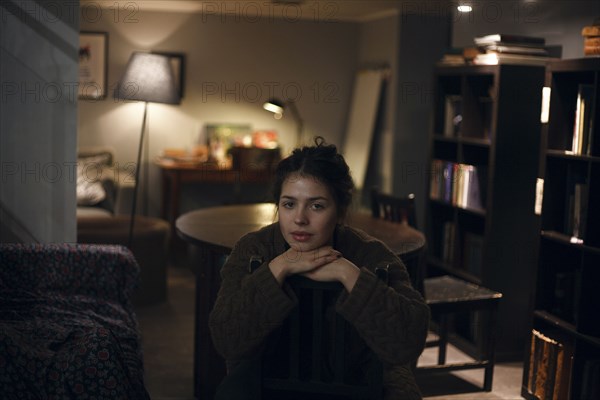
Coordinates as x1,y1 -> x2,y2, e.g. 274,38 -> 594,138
176,203 -> 425,257
176,203 -> 425,398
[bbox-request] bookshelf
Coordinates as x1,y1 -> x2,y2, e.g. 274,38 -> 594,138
426,64 -> 546,360
522,57 -> 600,400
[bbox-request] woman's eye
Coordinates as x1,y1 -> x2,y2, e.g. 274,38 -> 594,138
281,201 -> 294,209
311,203 -> 325,210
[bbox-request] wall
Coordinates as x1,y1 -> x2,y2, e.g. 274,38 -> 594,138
356,14 -> 398,203
393,12 -> 451,229
79,7 -> 359,215
0,0 -> 79,243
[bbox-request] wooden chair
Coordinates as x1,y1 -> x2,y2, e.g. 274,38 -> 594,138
369,188 -> 502,391
259,276 -> 384,400
370,188 -> 417,227
370,188 -> 424,295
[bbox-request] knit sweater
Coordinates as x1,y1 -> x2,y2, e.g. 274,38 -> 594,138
209,222 -> 430,399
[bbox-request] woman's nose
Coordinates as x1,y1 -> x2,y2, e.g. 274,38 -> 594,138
294,208 -> 308,225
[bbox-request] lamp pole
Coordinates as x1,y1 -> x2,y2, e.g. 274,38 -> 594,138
286,101 -> 304,147
128,101 -> 148,249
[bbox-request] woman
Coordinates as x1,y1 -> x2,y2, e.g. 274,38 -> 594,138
209,137 -> 429,399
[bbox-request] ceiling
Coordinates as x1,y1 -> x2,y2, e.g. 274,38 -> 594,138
80,0 -> 417,22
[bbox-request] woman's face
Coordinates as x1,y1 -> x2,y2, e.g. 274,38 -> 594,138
278,173 -> 339,252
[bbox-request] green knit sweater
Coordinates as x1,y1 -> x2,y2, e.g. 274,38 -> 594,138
209,222 -> 429,399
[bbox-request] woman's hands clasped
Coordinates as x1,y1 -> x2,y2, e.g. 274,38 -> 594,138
269,245 -> 360,292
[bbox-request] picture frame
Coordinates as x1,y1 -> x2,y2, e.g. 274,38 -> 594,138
79,31 -> 108,100
153,51 -> 186,99
205,123 -> 252,164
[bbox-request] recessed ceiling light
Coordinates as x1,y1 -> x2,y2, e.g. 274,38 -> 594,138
457,5 -> 473,12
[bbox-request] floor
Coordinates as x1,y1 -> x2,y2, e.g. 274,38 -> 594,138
135,262 -> 525,400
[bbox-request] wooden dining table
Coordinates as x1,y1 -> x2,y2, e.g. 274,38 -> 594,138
176,203 -> 426,399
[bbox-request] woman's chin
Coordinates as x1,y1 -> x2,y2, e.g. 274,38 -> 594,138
287,240 -> 319,253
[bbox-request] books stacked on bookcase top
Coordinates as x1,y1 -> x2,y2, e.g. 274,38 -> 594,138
582,20 -> 600,56
438,47 -> 481,66
473,34 -> 554,66
429,160 -> 486,212
439,48 -> 466,66
526,329 -> 573,400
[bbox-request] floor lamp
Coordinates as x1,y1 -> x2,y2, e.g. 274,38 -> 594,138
263,98 -> 304,147
114,52 -> 181,249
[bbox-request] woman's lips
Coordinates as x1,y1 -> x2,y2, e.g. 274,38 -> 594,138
291,232 -> 312,242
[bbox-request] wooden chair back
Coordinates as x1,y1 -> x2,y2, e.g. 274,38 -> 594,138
370,188 -> 417,228
260,276 -> 384,400
370,188 -> 424,296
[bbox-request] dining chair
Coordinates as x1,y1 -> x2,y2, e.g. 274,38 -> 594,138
370,188 -> 417,227
369,188 -> 502,392
258,275 -> 384,400
370,187 -> 423,294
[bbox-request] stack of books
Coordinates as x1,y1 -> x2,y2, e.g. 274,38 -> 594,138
439,48 -> 466,65
526,329 -> 573,400
472,34 -> 553,66
582,20 -> 600,56
438,47 -> 481,66
429,160 -> 485,212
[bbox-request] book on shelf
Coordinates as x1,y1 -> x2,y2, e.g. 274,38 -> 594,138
481,44 -> 549,56
581,25 -> 600,37
474,33 -> 546,47
526,329 -> 573,400
442,221 -> 456,265
565,182 -> 588,241
584,37 -> 600,48
463,164 -> 484,210
443,161 -> 454,203
472,52 -> 554,66
429,161 -> 443,203
453,163 -> 485,211
582,20 -> 600,56
438,48 -> 466,65
572,183 -> 588,240
429,160 -> 486,212
443,95 -> 462,137
551,271 -> 577,324
571,84 -> 595,156
437,47 -> 482,66
429,159 -> 442,200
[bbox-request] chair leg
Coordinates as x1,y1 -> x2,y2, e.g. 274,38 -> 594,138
437,315 -> 449,365
483,306 -> 498,391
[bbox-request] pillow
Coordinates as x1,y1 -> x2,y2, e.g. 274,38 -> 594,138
76,154 -> 112,206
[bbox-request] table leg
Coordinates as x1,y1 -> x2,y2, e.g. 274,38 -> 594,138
483,305 -> 498,391
190,245 -> 226,399
161,170 -> 170,221
171,172 -> 181,231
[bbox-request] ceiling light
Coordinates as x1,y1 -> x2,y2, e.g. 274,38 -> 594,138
457,5 -> 473,12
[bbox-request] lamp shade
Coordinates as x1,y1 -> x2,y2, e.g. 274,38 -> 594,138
263,98 -> 284,115
114,52 -> 180,105
262,97 -> 304,146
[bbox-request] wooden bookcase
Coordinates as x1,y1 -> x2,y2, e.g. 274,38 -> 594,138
425,64 -> 545,360
522,57 -> 600,400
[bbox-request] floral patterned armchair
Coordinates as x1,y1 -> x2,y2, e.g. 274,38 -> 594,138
0,243 -> 150,399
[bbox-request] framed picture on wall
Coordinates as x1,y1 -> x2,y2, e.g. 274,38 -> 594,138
79,31 -> 108,100
153,52 -> 186,99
